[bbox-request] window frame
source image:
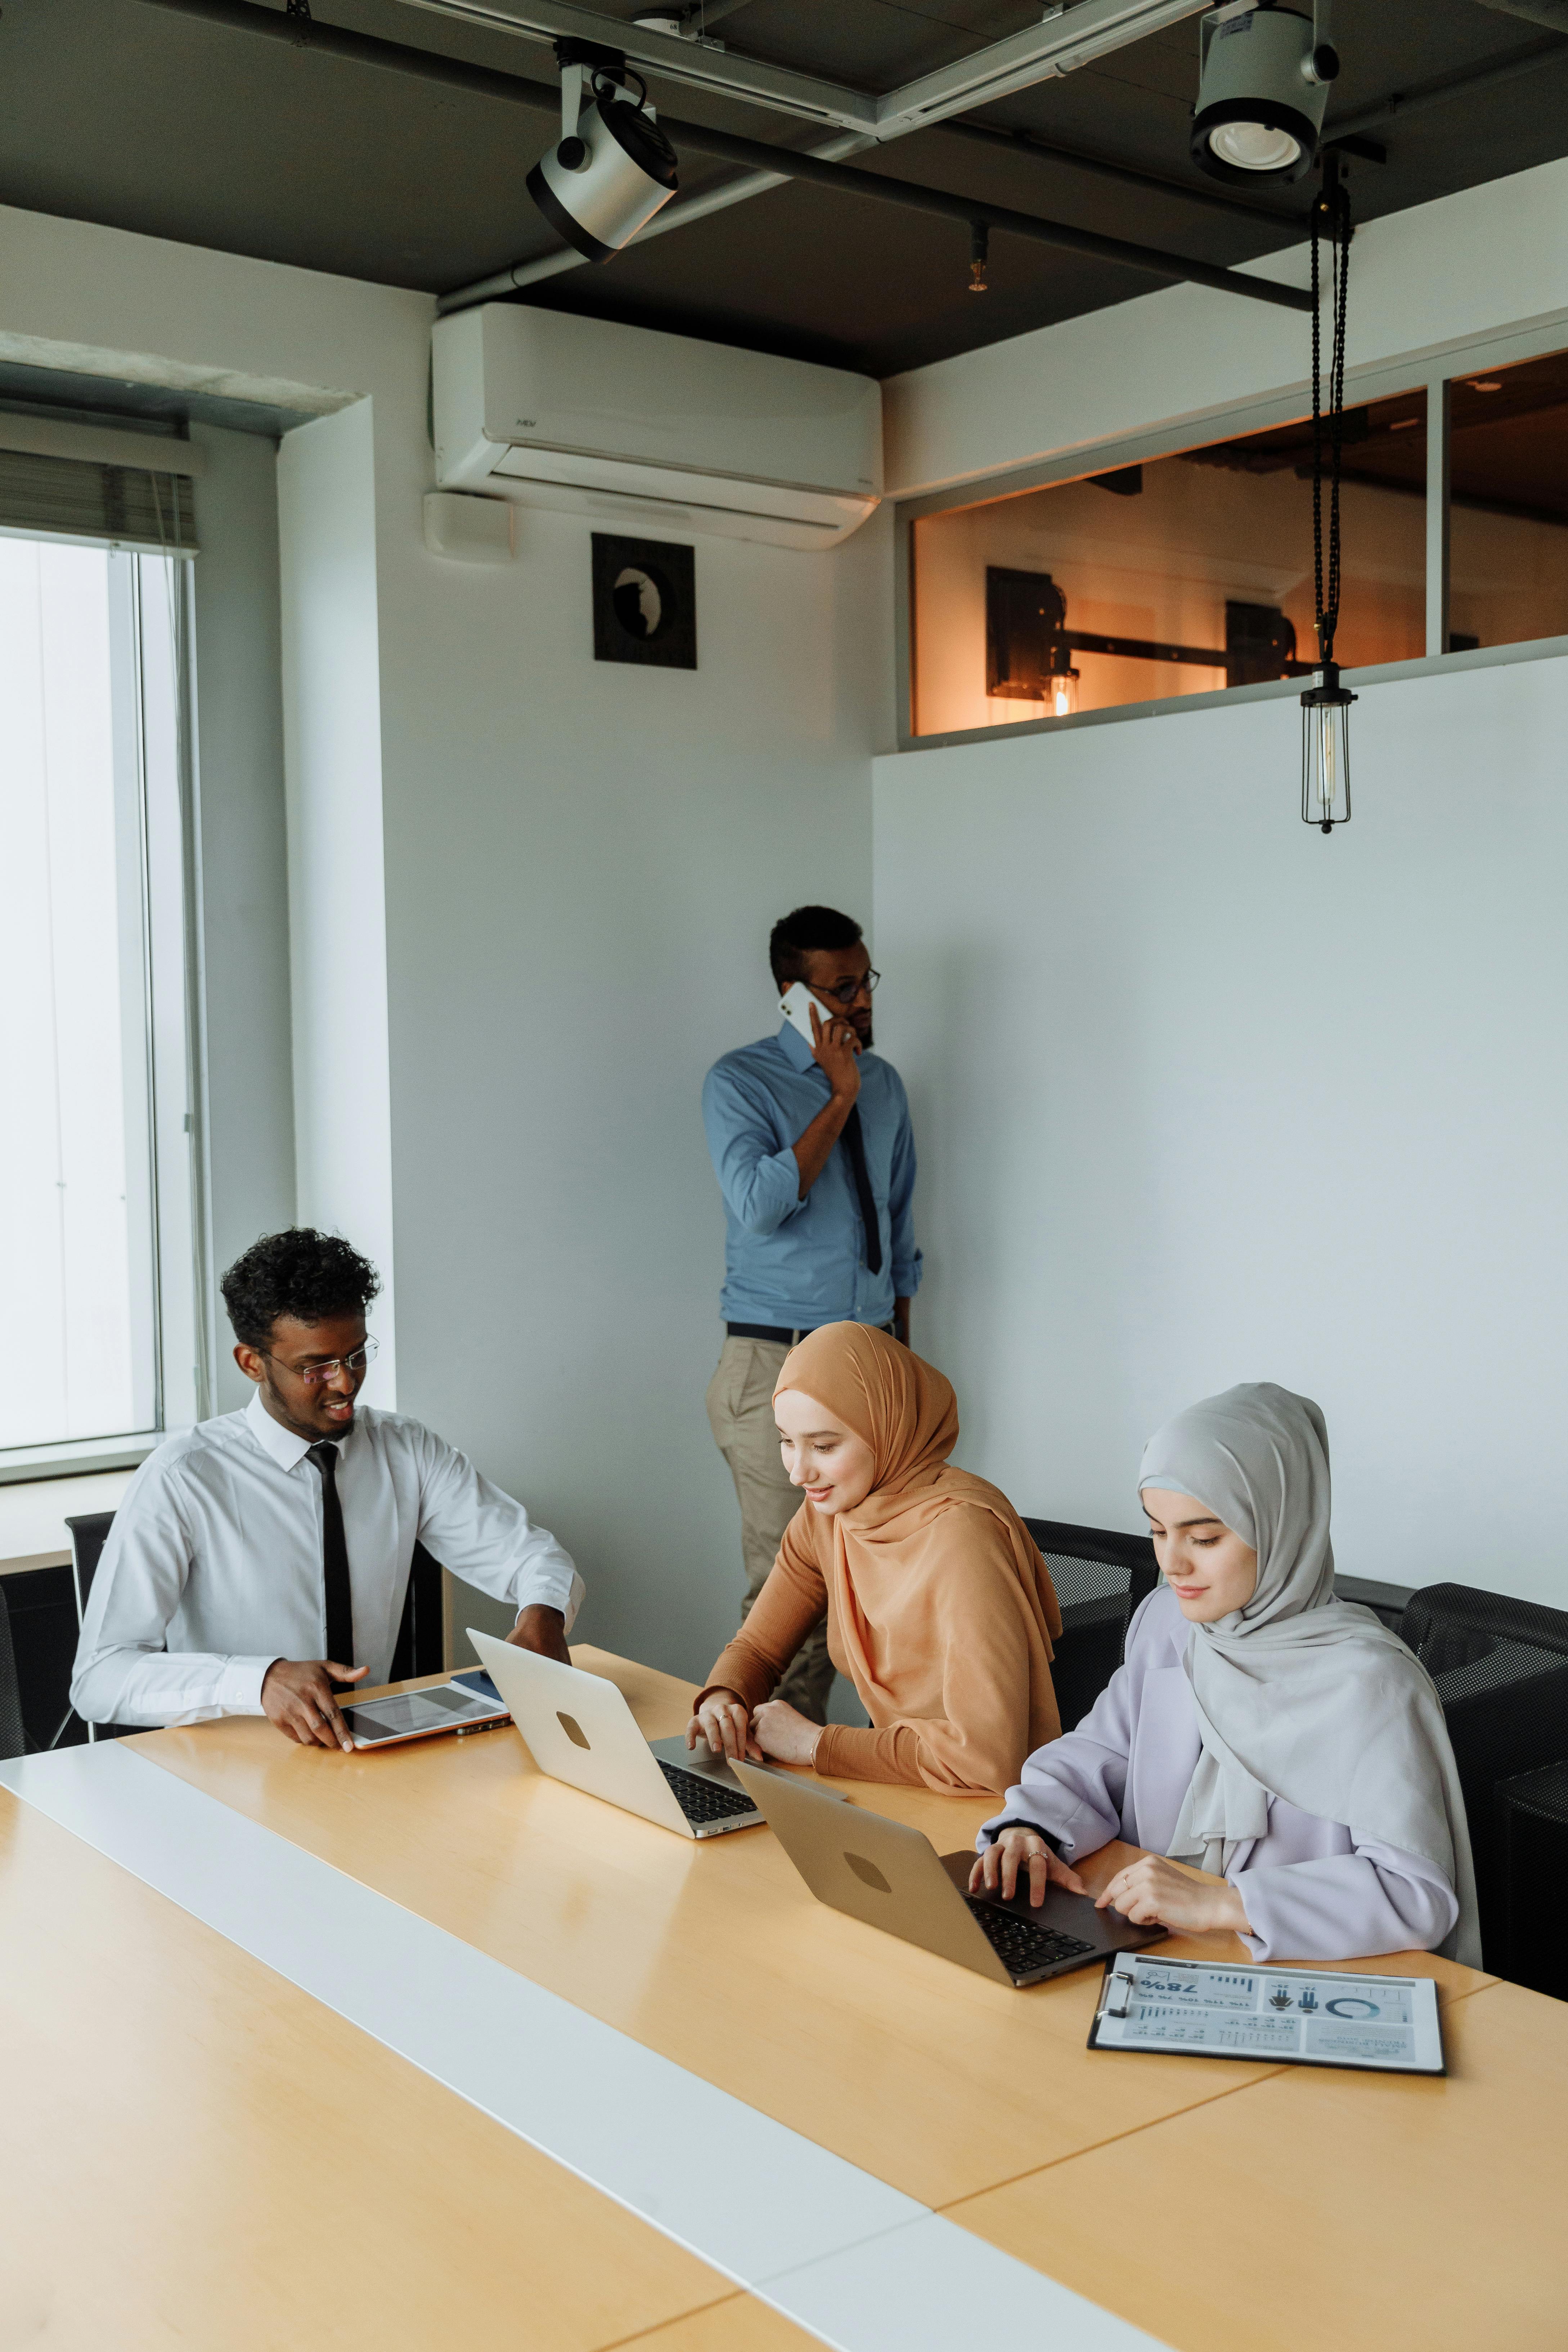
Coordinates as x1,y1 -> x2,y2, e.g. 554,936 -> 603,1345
894,309 -> 1568,753
0,543 -> 208,1483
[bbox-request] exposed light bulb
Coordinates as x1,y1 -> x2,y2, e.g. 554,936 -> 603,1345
1300,664 -> 1355,832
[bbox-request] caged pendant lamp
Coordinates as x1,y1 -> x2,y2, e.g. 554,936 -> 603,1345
1301,154 -> 1355,833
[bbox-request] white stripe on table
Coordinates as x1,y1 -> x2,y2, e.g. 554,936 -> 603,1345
0,1744 -> 1165,2352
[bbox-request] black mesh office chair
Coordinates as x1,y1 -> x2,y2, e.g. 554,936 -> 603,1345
64,1511 -> 447,1739
63,1513 -> 133,1743
1398,1583 -> 1568,1974
1022,1518 -> 1160,1732
1496,1761 -> 1568,2001
0,1580 -> 26,1761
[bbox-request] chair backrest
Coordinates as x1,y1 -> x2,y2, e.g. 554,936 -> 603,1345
1398,1582 -> 1568,1973
1495,1760 -> 1568,2001
1023,1517 -> 1160,1732
390,1541 -> 447,1681
0,1581 -> 26,1760
65,1512 -> 117,1625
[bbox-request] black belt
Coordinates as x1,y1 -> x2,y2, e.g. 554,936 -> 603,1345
727,1321 -> 894,1344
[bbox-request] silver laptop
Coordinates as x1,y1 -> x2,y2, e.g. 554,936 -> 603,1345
732,1759 -> 1164,1987
467,1629 -> 767,1839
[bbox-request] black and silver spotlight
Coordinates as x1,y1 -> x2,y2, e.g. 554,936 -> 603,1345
527,39 -> 679,263
1191,1 -> 1338,187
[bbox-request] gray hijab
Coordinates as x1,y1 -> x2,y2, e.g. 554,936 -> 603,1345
1138,1382 -> 1480,1968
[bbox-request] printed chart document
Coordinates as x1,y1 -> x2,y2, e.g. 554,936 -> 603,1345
1089,1954 -> 1445,2074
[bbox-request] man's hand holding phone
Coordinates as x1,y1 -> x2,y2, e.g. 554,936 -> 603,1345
808,998 -> 861,1104
781,979 -> 863,1200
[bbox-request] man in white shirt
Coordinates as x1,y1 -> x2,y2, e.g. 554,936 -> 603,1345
72,1228 -> 584,1750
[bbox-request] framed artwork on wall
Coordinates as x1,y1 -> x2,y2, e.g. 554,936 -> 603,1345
591,533 -> 697,670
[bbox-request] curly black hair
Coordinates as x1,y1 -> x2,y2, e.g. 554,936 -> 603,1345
220,1228 -> 382,1351
768,904 -> 864,990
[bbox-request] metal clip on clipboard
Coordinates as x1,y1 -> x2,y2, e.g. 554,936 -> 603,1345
1102,1960 -> 1140,2018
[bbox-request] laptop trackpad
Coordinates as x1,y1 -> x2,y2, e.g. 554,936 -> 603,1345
939,1850 -> 1157,1952
648,1733 -> 748,1792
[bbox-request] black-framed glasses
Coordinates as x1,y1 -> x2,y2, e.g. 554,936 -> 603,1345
266,1336 -> 379,1388
820,969 -> 881,1007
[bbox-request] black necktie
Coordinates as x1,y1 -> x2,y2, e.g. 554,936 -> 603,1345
306,1442 -> 356,1671
839,1104 -> 884,1275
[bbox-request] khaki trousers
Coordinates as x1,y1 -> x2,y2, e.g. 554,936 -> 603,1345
705,1334 -> 835,1724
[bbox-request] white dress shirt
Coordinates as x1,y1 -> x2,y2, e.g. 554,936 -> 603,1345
71,1390 -> 585,1727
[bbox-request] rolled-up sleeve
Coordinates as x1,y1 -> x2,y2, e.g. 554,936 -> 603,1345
413,1431 -> 584,1629
702,1064 -> 804,1236
887,1078 -> 922,1298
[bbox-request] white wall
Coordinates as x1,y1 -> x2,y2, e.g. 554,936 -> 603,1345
277,400 -> 399,1407
384,498 -> 886,1671
0,201 -> 884,1680
874,650 -> 1568,1607
189,420 -> 297,1415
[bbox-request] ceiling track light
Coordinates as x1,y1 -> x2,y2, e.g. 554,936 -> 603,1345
1192,0 -> 1339,187
1301,153 -> 1356,835
526,38 -> 680,262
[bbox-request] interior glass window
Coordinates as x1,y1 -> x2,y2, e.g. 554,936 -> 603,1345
1448,350 -> 1568,655
910,390 -> 1428,738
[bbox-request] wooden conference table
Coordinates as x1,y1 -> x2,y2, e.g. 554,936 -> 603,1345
1,1646 -> 1563,2352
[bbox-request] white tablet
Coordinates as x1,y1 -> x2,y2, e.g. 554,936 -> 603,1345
344,1681 -> 511,1750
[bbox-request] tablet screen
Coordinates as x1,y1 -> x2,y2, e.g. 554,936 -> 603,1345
347,1686 -> 508,1745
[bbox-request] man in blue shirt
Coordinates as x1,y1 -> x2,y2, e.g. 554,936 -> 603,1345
702,904 -> 921,1721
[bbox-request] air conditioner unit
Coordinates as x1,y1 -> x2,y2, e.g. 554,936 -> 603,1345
432,304 -> 882,552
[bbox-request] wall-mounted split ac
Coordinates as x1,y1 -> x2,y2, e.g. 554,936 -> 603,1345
431,304 -> 882,552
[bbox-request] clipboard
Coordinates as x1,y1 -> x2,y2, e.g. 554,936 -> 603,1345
1089,1952 -> 1446,2075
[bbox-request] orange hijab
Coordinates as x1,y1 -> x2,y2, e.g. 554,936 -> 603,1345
774,1323 -> 1062,1762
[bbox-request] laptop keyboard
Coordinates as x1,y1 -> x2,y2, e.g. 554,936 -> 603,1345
966,1898 -> 1095,1976
658,1759 -> 759,1823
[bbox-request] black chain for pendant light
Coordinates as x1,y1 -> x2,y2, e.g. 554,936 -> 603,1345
1309,162 -> 1351,665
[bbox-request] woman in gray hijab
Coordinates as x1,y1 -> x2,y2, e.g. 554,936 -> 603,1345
971,1382 -> 1480,1966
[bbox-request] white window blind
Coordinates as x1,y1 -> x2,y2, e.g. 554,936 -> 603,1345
0,416 -> 200,554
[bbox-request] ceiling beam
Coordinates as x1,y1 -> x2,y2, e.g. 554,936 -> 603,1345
871,0 -> 1210,137
937,118 -> 1313,228
385,0 -> 872,128
134,0 -> 1313,315
381,0 -> 1212,140
572,116 -> 1317,310
1325,32 -> 1565,144
1468,0 -> 1568,29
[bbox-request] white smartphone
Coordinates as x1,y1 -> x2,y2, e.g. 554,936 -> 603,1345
779,981 -> 826,1046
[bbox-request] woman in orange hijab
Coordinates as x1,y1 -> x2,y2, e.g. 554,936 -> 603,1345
687,1322 -> 1062,1795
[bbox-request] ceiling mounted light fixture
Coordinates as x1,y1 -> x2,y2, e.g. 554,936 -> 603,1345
1192,0 -> 1338,187
1301,153 -> 1355,835
526,39 -> 680,262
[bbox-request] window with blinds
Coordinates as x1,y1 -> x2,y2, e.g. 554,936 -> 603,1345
0,445 -> 198,553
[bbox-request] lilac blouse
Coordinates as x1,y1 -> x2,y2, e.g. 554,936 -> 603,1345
980,1586 -> 1460,1964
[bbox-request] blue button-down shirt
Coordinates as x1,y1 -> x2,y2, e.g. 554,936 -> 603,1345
702,1020 -> 922,1329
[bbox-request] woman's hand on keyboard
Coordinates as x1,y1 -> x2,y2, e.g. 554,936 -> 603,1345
687,1689 -> 762,1763
969,1827 -> 1086,1907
